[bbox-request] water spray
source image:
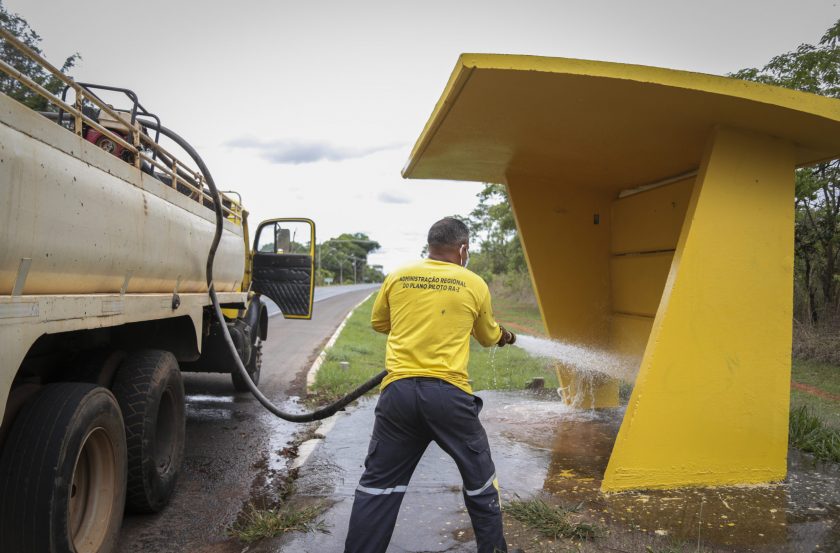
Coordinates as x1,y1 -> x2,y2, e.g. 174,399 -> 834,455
514,334 -> 638,381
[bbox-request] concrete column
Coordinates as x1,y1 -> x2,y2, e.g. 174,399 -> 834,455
602,127 -> 796,491
505,174 -> 619,408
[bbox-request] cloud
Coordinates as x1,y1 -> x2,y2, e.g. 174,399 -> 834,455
226,136 -> 404,164
377,191 -> 411,204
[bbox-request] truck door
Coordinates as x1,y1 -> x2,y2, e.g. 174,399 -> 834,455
251,218 -> 316,319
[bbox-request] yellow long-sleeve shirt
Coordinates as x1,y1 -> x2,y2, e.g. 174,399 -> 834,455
371,258 -> 503,394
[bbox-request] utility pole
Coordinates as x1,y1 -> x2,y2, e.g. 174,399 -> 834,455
349,256 -> 359,284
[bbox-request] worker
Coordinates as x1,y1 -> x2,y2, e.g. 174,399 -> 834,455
344,217 -> 518,553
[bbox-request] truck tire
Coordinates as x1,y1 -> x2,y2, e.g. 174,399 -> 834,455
231,337 -> 262,392
69,349 -> 126,387
0,383 -> 127,553
112,350 -> 185,513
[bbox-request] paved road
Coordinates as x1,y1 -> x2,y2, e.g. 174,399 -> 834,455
264,284 -> 381,318
116,285 -> 378,553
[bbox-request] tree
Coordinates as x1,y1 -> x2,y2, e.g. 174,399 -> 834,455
464,184 -> 526,279
0,0 -> 80,111
732,20 -> 840,323
318,233 -> 382,284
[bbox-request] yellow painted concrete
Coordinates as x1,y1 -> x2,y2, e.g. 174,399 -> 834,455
611,178 -> 693,255
404,54 -> 840,187
506,176 -> 613,347
602,127 -> 795,490
505,176 -> 619,406
609,314 -> 653,359
556,364 -> 621,409
610,253 -> 673,318
404,54 -> 840,490
606,180 -> 694,364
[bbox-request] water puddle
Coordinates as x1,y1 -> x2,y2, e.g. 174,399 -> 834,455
263,396 -> 314,473
484,391 -> 840,551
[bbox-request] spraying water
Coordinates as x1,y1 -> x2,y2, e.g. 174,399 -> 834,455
513,334 -> 639,382
489,345 -> 498,388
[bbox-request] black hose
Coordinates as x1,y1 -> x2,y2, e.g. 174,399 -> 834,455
138,119 -> 385,422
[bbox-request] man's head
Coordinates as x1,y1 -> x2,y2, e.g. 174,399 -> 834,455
427,217 -> 470,267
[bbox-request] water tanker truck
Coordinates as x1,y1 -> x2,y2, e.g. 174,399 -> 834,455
0,29 -> 318,552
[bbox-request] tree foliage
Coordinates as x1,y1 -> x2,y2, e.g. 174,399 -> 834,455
317,233 -> 383,284
733,20 -> 840,323
0,0 -> 80,111
462,184 -> 526,280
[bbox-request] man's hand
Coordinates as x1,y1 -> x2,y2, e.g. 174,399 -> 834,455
497,325 -> 516,347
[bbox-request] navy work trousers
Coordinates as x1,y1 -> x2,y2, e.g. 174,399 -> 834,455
344,377 -> 507,553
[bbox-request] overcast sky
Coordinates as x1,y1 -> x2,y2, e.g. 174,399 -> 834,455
8,0 -> 839,271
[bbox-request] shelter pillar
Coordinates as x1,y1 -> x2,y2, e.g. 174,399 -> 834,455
505,175 -> 619,408
601,127 -> 796,491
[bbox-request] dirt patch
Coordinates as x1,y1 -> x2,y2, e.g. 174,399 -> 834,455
792,380 -> 840,402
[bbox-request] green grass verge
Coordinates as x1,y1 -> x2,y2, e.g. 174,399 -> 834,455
789,404 -> 840,463
492,293 -> 547,336
790,359 -> 840,430
312,295 -> 388,403
790,389 -> 840,431
503,498 -> 599,541
792,359 -> 840,396
228,503 -> 326,543
312,295 -> 557,400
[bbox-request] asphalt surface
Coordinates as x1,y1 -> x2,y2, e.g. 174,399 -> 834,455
116,285 -> 378,553
264,284 -> 380,318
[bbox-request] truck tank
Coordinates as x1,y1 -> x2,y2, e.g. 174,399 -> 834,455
0,92 -> 245,295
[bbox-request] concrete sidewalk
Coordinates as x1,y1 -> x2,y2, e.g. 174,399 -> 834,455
277,390 -> 579,552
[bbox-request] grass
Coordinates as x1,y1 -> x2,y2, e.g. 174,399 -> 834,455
792,359 -> 840,396
790,359 -> 840,431
488,274 -> 547,337
788,404 -> 840,463
790,389 -> 840,431
492,293 -> 547,336
503,498 -> 600,541
312,295 -> 558,399
228,502 -> 326,543
312,294 -> 388,403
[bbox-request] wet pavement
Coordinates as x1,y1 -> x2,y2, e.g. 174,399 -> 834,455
115,286 -> 377,553
280,391 -> 840,553
264,284 -> 380,317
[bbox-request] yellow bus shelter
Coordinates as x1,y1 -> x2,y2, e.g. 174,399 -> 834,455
403,54 -> 840,491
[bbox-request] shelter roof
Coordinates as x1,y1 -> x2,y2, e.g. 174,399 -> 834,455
403,54 -> 840,191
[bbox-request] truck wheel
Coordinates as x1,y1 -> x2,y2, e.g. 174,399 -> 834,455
69,349 -> 126,387
232,338 -> 262,392
112,350 -> 185,513
0,383 -> 127,553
